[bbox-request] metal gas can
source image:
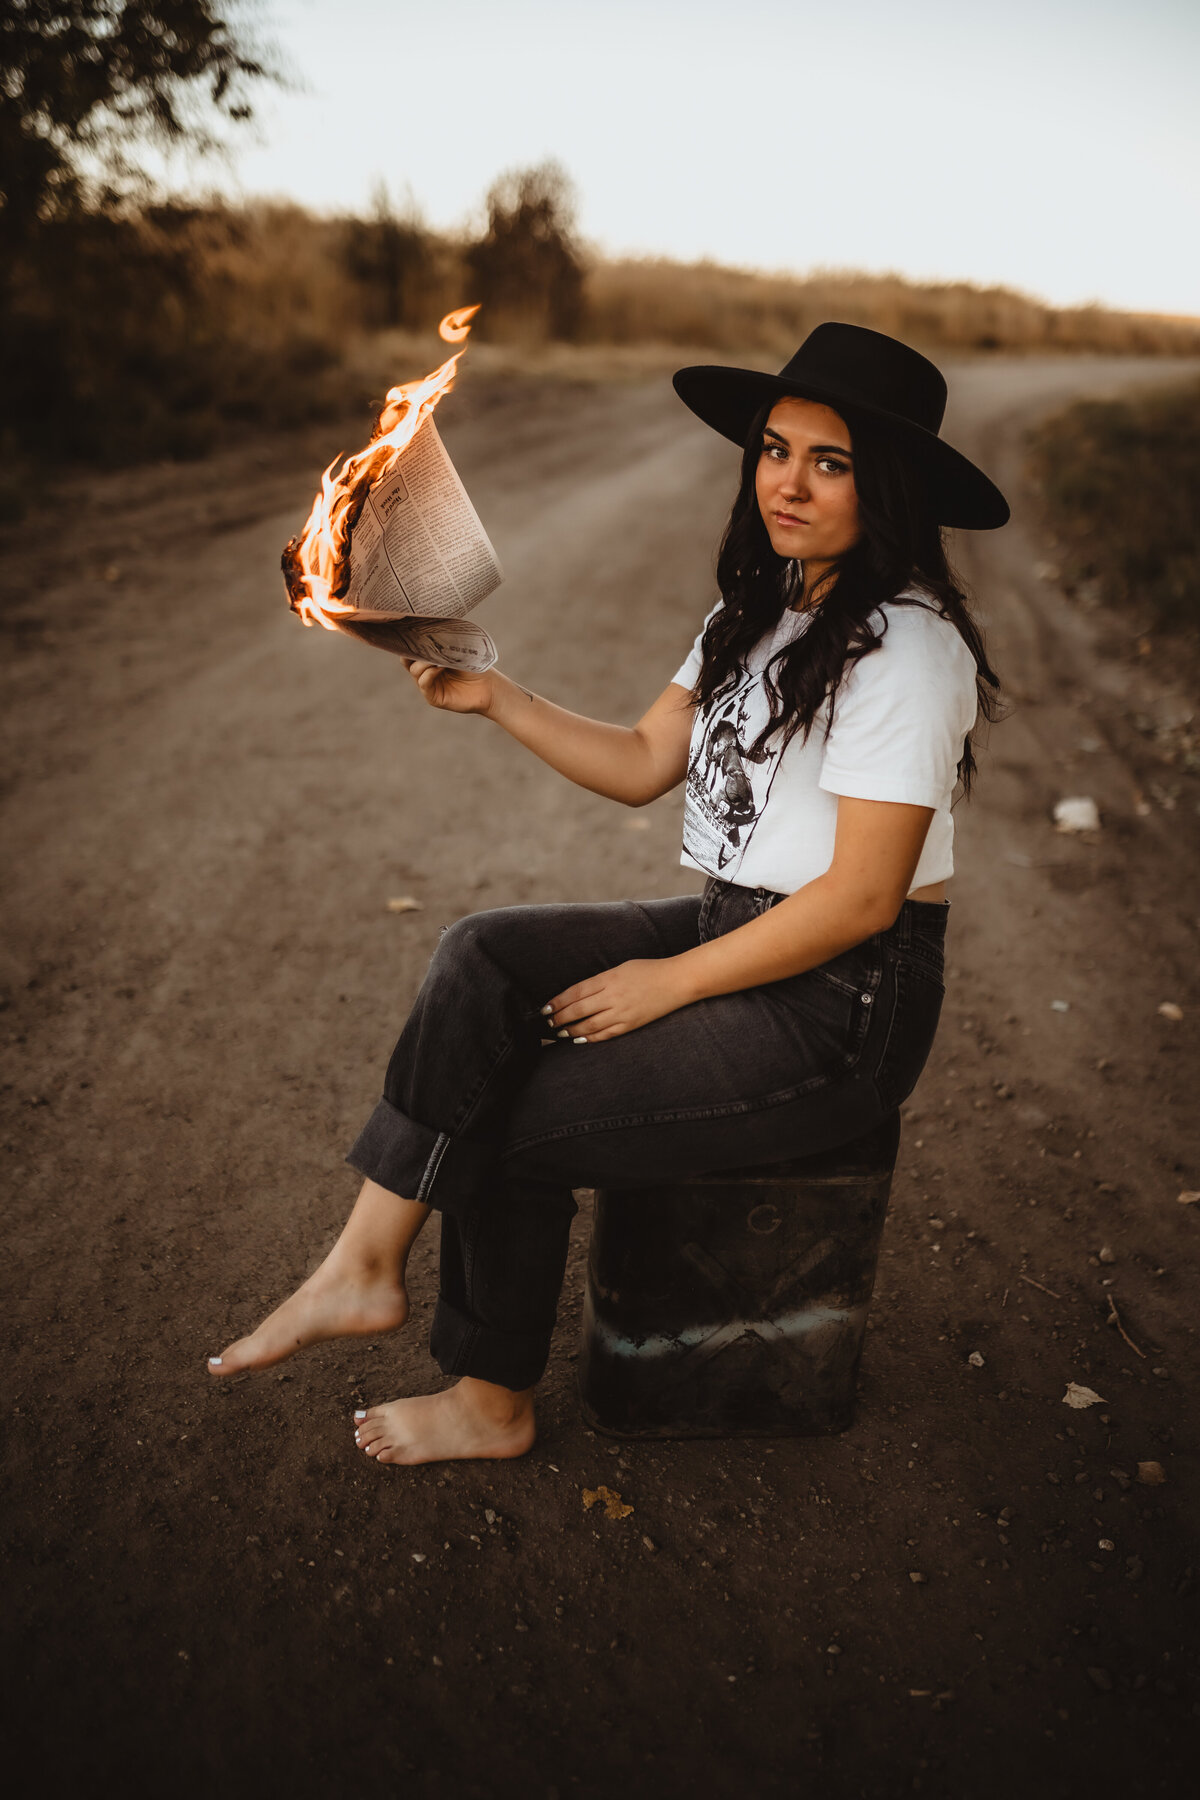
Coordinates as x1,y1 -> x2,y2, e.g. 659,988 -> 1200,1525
578,1113 -> 900,1438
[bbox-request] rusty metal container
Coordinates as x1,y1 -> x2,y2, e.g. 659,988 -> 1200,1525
578,1113 -> 900,1438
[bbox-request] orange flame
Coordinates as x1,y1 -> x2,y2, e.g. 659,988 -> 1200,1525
282,306 -> 481,632
438,303 -> 480,343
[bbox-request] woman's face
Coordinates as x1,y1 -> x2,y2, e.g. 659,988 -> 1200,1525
754,397 -> 862,567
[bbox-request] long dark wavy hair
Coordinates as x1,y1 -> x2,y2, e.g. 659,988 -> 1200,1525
692,401 -> 1001,794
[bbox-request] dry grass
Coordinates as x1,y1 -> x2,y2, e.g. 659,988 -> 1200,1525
4,197 -> 1199,482
582,258 -> 1200,358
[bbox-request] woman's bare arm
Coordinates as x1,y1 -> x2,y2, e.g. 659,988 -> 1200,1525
670,797 -> 934,999
485,675 -> 694,805
403,659 -> 694,807
547,798 -> 935,1040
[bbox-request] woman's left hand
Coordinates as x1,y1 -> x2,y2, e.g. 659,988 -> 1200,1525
544,958 -> 692,1044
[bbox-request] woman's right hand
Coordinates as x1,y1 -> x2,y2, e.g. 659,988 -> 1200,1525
401,657 -> 498,717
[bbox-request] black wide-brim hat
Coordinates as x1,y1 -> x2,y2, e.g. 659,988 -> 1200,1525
673,321 -> 1009,530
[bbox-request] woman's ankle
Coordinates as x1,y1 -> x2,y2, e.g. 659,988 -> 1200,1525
316,1241 -> 406,1289
457,1376 -> 535,1424
333,1183 -> 431,1279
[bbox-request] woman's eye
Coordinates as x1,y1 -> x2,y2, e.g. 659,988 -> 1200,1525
817,457 -> 851,475
761,441 -> 787,460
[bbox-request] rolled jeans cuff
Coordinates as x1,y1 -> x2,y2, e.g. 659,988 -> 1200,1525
430,1295 -> 553,1390
345,1096 -> 499,1214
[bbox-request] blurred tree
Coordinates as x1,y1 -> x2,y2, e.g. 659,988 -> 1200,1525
0,1 -> 275,469
342,181 -> 434,330
0,0 -> 273,258
466,160 -> 583,342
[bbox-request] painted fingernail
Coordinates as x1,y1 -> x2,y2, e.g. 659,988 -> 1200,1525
573,1036 -> 587,1045
540,1004 -> 553,1016
354,1410 -> 366,1420
556,1030 -> 570,1039
208,1356 -> 223,1366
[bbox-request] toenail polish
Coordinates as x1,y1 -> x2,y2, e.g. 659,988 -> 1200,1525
354,1409 -> 366,1420
208,1356 -> 222,1366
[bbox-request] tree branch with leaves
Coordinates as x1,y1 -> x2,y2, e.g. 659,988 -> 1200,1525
0,0 -> 275,254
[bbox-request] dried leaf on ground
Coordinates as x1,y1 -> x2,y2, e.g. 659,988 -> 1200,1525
1157,1001 -> 1184,1022
385,896 -> 424,914
1063,1381 -> 1106,1409
1136,1461 -> 1167,1485
1177,1190 -> 1200,1206
582,1485 -> 634,1521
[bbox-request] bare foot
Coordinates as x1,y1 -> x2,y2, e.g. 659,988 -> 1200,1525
207,1263 -> 408,1377
353,1377 -> 536,1466
207,1178 -> 428,1379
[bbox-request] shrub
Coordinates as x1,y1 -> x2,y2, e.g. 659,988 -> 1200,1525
465,161 -> 583,343
341,183 -> 442,331
2,200 -> 355,463
1027,378 -> 1200,633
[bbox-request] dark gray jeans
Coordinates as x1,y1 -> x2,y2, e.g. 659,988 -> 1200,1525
347,877 -> 947,1389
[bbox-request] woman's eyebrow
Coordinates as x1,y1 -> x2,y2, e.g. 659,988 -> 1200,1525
763,427 -> 853,458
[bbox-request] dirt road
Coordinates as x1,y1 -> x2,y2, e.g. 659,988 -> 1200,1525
3,354 -> 1198,1798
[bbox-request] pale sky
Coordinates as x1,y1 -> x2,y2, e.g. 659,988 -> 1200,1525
206,0 -> 1200,315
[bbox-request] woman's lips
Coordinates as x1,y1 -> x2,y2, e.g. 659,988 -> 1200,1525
774,513 -> 808,527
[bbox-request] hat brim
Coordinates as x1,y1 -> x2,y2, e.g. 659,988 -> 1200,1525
673,364 -> 1010,531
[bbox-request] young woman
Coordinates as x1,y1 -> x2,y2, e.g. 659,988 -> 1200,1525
208,323 -> 1008,1466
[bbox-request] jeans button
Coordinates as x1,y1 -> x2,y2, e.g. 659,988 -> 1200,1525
860,992 -> 873,1005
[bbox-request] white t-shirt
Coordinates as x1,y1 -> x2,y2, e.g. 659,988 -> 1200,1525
670,591 -> 979,893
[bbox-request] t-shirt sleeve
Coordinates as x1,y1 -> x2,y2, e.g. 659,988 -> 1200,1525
818,607 -> 979,809
670,601 -> 723,689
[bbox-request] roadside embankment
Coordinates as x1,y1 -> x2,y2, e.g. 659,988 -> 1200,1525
1027,375 -> 1200,640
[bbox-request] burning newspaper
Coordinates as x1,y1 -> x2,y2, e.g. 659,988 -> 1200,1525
281,307 -> 503,671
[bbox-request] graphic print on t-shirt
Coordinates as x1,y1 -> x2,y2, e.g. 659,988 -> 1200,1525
682,665 -> 785,878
